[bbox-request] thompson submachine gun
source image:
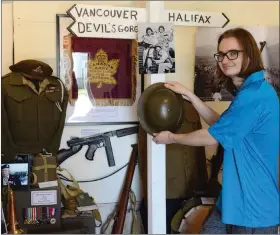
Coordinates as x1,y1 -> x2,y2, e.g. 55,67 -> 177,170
57,126 -> 138,167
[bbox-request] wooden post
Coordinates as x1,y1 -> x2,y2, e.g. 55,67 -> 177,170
145,1 -> 166,234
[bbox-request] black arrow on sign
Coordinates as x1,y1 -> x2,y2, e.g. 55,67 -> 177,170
66,4 -> 77,36
222,13 -> 230,28
66,4 -> 77,21
67,21 -> 77,37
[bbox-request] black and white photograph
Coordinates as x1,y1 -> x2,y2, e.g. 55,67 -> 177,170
194,26 -> 280,101
138,23 -> 175,74
1,163 -> 29,190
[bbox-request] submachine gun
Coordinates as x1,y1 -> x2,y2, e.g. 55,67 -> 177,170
57,126 -> 138,167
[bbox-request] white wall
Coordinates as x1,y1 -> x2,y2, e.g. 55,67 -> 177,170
11,0 -> 144,203
2,1 -> 279,233
1,1 -> 13,75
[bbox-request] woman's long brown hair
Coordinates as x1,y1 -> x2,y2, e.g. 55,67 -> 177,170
214,28 -> 264,96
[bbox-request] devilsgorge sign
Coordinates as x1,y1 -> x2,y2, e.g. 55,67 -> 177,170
67,4 -> 147,39
66,4 -> 230,39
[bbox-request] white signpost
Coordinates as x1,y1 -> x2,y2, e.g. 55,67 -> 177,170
66,4 -> 230,39
164,10 -> 230,28
67,4 -> 147,39
143,2 -> 167,234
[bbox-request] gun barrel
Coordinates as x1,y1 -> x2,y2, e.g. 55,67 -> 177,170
67,136 -> 103,147
115,126 -> 138,137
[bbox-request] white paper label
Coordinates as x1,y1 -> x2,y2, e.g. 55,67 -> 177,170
38,180 -> 58,189
31,190 -> 57,206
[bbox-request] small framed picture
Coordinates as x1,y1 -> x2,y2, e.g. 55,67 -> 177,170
1,162 -> 30,191
15,154 -> 33,163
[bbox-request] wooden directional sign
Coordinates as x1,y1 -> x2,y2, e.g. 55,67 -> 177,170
163,10 -> 230,28
66,4 -> 230,39
66,4 -> 146,39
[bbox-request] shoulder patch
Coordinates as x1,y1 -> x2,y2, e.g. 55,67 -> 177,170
1,73 -> 12,80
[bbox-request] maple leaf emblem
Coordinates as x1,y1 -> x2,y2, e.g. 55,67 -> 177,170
88,49 -> 120,88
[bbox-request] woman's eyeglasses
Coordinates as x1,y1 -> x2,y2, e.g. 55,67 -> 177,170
214,50 -> 243,62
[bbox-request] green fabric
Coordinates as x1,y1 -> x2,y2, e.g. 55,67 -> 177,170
130,190 -> 137,234
170,208 -> 185,233
57,166 -> 102,225
9,59 -> 53,77
170,198 -> 203,233
166,101 -> 208,199
138,101 -> 208,201
1,72 -> 68,160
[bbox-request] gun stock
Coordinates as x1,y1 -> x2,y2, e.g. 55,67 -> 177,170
57,145 -> 83,165
112,144 -> 138,234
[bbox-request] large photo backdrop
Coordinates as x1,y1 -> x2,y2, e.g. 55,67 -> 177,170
194,26 -> 279,101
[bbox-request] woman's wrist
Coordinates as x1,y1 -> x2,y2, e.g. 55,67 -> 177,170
168,132 -> 176,144
185,89 -> 196,102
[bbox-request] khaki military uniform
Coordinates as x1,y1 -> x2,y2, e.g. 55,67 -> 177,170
166,101 -> 208,199
1,72 -> 68,161
138,101 -> 208,200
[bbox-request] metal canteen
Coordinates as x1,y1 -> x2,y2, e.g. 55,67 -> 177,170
137,82 -> 185,135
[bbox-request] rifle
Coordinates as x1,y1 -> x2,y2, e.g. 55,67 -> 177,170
112,144 -> 138,234
57,126 -> 138,167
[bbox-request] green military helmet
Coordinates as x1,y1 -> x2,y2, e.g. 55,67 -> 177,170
137,82 -> 185,135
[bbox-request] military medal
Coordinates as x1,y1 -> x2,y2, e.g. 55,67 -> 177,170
23,207 -> 56,225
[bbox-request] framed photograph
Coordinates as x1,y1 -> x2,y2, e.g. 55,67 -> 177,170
138,23 -> 175,74
56,14 -> 142,125
1,203 -> 8,234
1,162 -> 29,191
194,26 -> 279,101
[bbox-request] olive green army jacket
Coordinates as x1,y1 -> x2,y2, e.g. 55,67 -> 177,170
1,72 -> 68,161
138,101 -> 208,200
165,101 -> 208,199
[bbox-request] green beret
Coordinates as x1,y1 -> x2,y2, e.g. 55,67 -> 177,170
1,164 -> 10,169
9,60 -> 53,79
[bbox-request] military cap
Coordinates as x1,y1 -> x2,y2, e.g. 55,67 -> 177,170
9,59 -> 53,79
1,164 -> 10,169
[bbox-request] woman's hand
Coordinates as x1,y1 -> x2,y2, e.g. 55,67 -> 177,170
152,131 -> 175,145
164,81 -> 193,101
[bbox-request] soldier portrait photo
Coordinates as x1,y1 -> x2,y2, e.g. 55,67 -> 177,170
194,26 -> 280,101
138,23 -> 175,74
1,163 -> 29,189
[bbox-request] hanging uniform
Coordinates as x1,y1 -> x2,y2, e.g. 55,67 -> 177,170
165,101 -> 208,199
138,101 -> 208,233
1,60 -> 68,161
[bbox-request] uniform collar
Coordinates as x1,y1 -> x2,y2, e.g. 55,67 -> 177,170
238,70 -> 264,92
9,72 -> 24,85
9,72 -> 51,94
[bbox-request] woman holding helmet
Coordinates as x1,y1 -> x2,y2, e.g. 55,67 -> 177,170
153,28 -> 279,234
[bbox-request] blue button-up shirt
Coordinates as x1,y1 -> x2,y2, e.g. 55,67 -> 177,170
208,70 -> 279,227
